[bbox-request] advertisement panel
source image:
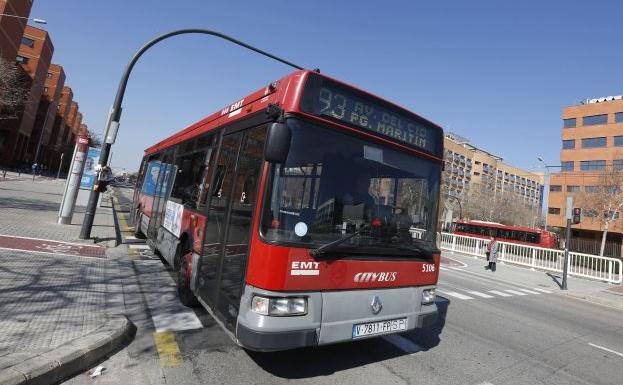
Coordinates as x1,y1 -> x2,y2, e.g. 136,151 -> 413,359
79,147 -> 101,190
163,200 -> 184,237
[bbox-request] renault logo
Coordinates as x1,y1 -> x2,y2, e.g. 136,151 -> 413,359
371,296 -> 382,314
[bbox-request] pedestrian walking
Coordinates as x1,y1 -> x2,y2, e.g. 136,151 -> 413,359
484,236 -> 498,272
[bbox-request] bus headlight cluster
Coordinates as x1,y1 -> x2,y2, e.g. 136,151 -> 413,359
422,289 -> 436,305
251,296 -> 307,316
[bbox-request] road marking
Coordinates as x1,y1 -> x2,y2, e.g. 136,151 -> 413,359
153,332 -> 183,367
533,288 -> 552,293
588,343 -> 623,358
504,289 -> 527,296
383,334 -> 423,354
448,267 -> 464,271
438,290 -> 473,300
129,244 -> 150,249
440,266 -> 448,271
489,290 -> 513,297
466,290 -> 494,298
135,260 -> 203,333
519,288 -> 541,294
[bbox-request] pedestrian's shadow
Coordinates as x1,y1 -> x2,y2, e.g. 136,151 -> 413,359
546,272 -> 563,289
247,297 -> 450,379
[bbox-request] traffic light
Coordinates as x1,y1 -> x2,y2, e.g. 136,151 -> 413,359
572,208 -> 582,224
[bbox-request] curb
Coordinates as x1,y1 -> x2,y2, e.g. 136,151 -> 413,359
0,316 -> 136,385
561,291 -> 623,311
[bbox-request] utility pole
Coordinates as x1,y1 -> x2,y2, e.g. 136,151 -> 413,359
55,152 -> 64,179
79,28 -> 306,239
562,196 -> 573,290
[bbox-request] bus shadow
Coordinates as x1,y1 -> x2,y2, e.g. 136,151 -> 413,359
247,297 -> 450,379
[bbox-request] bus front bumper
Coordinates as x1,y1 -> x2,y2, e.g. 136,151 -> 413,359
236,285 -> 438,352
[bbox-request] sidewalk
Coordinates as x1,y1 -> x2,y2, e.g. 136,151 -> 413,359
442,250 -> 623,311
0,179 -> 136,384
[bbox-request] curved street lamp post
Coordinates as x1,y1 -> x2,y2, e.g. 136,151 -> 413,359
79,29 -> 306,239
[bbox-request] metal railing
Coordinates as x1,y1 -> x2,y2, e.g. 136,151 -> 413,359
438,232 -> 622,284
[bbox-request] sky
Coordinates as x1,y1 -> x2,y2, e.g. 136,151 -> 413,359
29,0 -> 623,172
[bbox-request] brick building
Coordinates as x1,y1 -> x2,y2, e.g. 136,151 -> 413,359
444,133 -> 544,206
0,25 -> 53,166
0,0 -> 32,61
547,96 -> 623,255
29,63 -> 65,169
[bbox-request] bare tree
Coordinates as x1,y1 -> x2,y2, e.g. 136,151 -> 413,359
88,132 -> 103,148
0,57 -> 30,120
575,167 -> 623,256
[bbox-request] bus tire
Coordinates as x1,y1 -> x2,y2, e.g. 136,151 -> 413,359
177,251 -> 198,307
133,210 -> 145,238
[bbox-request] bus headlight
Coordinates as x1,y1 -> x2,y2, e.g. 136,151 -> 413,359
422,289 -> 436,305
251,296 -> 307,316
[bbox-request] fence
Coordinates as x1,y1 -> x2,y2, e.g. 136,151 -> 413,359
438,232 -> 622,284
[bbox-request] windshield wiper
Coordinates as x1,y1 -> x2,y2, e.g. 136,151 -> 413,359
309,225 -> 369,257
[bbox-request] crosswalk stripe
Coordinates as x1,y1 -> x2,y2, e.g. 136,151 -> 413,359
466,290 -> 494,298
519,288 -> 541,294
489,290 -> 513,297
532,288 -> 552,293
438,290 -> 474,300
504,289 -> 527,296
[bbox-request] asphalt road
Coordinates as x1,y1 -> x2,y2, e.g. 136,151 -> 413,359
62,251 -> 623,385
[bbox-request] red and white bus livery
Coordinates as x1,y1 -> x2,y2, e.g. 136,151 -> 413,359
453,220 -> 558,248
133,70 -> 445,351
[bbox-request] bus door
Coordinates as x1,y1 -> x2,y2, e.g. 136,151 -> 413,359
147,150 -> 177,238
197,126 -> 265,329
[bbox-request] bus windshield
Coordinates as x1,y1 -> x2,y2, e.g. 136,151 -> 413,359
261,118 -> 441,257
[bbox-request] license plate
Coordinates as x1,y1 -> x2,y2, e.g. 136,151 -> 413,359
352,318 -> 408,338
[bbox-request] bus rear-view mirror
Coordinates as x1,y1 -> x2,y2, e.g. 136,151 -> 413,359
264,122 -> 291,163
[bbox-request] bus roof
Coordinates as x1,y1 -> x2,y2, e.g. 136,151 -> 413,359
143,70 -> 445,157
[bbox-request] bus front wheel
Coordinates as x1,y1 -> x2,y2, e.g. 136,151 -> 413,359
177,250 -> 199,307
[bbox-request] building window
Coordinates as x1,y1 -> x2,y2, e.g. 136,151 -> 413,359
549,185 -> 562,192
580,160 -> 606,171
46,72 -> 53,78
584,209 -> 598,217
585,186 -> 599,193
562,139 -> 575,149
561,161 -> 574,171
614,159 -> 623,170
567,185 -> 580,192
581,137 -> 607,148
15,55 -> 29,65
615,136 -> 623,146
21,37 -> 35,48
583,114 -> 608,126
43,87 -> 48,94
563,118 -> 576,128
548,207 -> 561,215
616,112 -> 623,123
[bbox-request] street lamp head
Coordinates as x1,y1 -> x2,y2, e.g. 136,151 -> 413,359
32,18 -> 47,24
537,156 -> 544,162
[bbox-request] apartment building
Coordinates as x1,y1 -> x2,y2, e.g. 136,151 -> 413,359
0,0 -> 32,61
548,96 -> 623,250
444,133 -> 544,207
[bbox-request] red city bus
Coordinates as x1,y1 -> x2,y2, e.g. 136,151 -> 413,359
132,70 -> 445,351
452,220 -> 558,248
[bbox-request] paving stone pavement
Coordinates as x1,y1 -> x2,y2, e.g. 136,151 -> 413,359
0,178 -> 116,246
0,178 -> 141,381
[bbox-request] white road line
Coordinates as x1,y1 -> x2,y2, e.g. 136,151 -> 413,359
438,290 -> 474,300
129,244 -> 150,249
588,343 -> 623,358
532,288 -> 552,293
465,290 -> 494,299
440,266 -> 449,271
519,288 -> 541,295
447,267 -> 464,271
489,290 -> 513,297
134,260 -> 203,333
383,334 -> 423,354
504,289 -> 527,296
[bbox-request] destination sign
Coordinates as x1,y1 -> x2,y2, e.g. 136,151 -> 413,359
300,74 -> 443,156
